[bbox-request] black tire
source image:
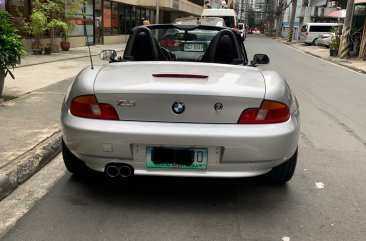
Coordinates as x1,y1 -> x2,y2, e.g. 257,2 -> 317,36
263,148 -> 298,185
62,140 -> 90,176
312,38 -> 318,46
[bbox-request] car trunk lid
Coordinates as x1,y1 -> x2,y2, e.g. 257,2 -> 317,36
94,62 -> 265,124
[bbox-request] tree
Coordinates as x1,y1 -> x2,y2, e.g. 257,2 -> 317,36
31,0 -> 85,46
248,8 -> 255,28
263,0 -> 276,36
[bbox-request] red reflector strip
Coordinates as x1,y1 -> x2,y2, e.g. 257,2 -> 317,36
152,74 -> 208,79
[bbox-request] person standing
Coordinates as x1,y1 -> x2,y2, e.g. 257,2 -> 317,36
142,18 -> 150,25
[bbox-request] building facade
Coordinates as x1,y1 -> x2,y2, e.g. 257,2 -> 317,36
4,0 -> 203,51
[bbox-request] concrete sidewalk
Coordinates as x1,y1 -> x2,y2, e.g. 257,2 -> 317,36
2,44 -> 125,98
1,38 -> 365,201
0,43 -> 125,200
276,37 -> 366,73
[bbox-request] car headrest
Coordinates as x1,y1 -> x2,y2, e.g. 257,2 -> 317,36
201,29 -> 242,65
123,26 -> 168,61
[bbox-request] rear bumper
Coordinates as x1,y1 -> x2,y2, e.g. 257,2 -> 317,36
61,105 -> 300,177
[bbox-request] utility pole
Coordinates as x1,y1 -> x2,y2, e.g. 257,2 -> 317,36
298,0 -> 309,40
156,0 -> 160,24
275,0 -> 284,38
338,0 -> 354,59
287,0 -> 297,42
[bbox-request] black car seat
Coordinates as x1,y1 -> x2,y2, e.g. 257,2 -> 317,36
201,29 -> 243,65
123,26 -> 170,61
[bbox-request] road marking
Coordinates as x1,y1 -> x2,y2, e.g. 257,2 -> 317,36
282,236 -> 290,241
315,182 -> 325,189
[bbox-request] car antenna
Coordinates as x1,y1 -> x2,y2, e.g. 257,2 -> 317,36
82,5 -> 94,69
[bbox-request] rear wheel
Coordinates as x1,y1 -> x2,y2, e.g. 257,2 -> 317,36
312,38 -> 318,45
62,140 -> 90,176
263,148 -> 298,185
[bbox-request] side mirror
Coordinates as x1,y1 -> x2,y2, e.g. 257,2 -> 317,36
100,50 -> 117,61
252,54 -> 270,65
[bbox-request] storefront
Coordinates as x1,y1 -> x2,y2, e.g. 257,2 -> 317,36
4,0 -> 202,50
99,1 -> 157,44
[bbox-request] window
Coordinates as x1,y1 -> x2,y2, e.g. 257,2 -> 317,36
111,2 -> 119,34
103,0 -> 111,35
125,5 -> 132,34
131,6 -> 136,31
6,0 -> 31,37
309,25 -> 334,32
103,2 -> 154,35
136,7 -> 141,25
119,4 -> 126,34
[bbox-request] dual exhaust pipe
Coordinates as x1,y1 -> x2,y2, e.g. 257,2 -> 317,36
105,164 -> 133,178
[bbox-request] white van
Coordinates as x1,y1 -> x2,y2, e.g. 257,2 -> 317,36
299,22 -> 341,45
201,9 -> 238,29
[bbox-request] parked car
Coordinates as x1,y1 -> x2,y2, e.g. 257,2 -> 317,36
238,23 -> 246,40
315,33 -> 335,48
173,16 -> 226,28
299,22 -> 341,45
253,28 -> 261,34
201,8 -> 238,29
61,23 -> 300,184
159,26 -> 219,61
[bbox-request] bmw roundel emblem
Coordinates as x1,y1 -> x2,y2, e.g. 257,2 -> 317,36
172,101 -> 185,114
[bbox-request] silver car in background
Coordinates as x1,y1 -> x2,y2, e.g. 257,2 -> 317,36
61,23 -> 300,184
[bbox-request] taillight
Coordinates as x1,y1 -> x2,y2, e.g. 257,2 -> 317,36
70,95 -> 119,120
238,100 -> 290,124
159,39 -> 176,47
233,25 -> 237,29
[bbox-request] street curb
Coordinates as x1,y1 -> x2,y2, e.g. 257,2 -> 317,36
16,54 -> 100,68
16,48 -> 124,68
0,131 -> 62,200
304,51 -> 366,75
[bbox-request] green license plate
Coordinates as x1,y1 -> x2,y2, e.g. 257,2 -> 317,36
146,147 -> 208,170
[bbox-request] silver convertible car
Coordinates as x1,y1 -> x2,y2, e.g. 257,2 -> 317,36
61,24 -> 300,184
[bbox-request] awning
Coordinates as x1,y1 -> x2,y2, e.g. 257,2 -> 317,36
328,9 -> 346,18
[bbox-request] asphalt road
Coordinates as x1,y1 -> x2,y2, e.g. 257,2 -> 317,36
1,35 -> 366,241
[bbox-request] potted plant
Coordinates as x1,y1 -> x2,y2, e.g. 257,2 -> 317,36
329,37 -> 340,57
44,43 -> 52,55
42,0 -> 65,53
47,19 -> 66,53
0,11 -> 25,97
27,11 -> 47,55
60,0 -> 84,51
329,25 -> 342,57
60,23 -> 71,51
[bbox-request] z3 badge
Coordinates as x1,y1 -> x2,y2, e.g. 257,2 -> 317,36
117,99 -> 136,107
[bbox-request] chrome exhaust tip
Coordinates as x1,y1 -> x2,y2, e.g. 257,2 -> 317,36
105,165 -> 119,178
119,166 -> 132,178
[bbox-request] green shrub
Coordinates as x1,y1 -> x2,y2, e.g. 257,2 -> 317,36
0,11 -> 25,78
